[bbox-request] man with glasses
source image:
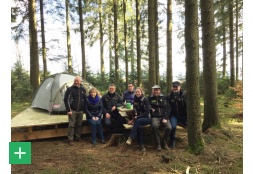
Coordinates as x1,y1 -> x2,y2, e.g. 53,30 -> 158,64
167,81 -> 187,148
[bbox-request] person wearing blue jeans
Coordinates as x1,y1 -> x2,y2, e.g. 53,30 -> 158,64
85,87 -> 105,146
126,87 -> 151,151
167,81 -> 187,148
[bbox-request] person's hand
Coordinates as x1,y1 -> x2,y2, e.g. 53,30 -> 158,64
95,117 -> 99,121
92,117 -> 96,121
134,116 -> 137,119
106,113 -> 111,119
67,111 -> 72,116
111,106 -> 116,111
151,108 -> 155,112
128,120 -> 133,125
162,119 -> 167,123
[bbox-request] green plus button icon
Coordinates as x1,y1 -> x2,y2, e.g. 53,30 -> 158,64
9,142 -> 31,164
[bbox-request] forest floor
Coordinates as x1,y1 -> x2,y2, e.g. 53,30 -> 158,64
11,96 -> 243,174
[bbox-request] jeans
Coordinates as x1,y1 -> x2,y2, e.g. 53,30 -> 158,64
129,117 -> 151,145
151,117 -> 172,145
87,118 -> 104,143
170,115 -> 187,142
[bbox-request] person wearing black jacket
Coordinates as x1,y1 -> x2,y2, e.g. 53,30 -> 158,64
126,87 -> 151,151
64,76 -> 86,146
102,84 -> 126,133
167,81 -> 187,148
148,85 -> 172,151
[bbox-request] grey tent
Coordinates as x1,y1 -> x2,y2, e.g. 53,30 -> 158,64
31,73 -> 94,114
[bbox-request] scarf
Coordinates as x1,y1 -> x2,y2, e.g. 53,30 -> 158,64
88,95 -> 100,105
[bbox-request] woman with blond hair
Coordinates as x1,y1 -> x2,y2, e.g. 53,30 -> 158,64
126,87 -> 151,151
84,87 -> 105,145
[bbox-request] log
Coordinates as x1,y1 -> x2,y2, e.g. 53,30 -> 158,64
103,133 -> 126,147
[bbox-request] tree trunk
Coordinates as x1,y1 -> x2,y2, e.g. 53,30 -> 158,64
229,0 -> 235,87
40,0 -> 47,79
235,0 -> 239,81
65,0 -> 73,74
136,0 -> 142,87
166,0 -> 173,93
148,0 -> 157,93
108,13 -> 113,83
155,0 -> 159,85
99,0 -> 105,82
78,0 -> 86,80
113,0 -> 119,83
222,4 -> 227,78
29,0 -> 40,93
185,0 -> 204,154
123,0 -> 128,88
200,0 -> 220,132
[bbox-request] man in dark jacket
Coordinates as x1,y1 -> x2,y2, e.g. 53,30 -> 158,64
167,81 -> 187,148
102,84 -> 126,133
148,85 -> 172,151
64,76 -> 86,146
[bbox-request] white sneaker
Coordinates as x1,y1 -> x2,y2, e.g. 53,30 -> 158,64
126,137 -> 132,145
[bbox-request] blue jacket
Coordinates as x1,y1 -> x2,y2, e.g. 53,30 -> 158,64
122,90 -> 135,105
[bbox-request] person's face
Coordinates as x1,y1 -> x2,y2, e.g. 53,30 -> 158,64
108,86 -> 116,94
128,84 -> 134,91
90,91 -> 96,98
135,89 -> 142,97
74,77 -> 81,87
152,88 -> 161,96
172,85 -> 181,93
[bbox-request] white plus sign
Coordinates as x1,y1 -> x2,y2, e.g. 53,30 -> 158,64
14,147 -> 26,159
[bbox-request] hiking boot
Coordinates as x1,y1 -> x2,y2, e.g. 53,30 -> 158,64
156,144 -> 162,151
140,145 -> 146,152
162,141 -> 169,150
170,141 -> 175,148
126,137 -> 133,145
68,140 -> 74,146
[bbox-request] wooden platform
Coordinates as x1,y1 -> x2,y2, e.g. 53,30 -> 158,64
11,107 -> 92,142
11,107 -> 128,142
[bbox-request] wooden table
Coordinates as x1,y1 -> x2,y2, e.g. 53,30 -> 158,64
117,106 -> 134,121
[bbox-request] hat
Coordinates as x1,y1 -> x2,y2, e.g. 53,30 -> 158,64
172,81 -> 181,87
152,85 -> 161,89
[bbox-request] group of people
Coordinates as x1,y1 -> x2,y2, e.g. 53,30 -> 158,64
64,76 -> 187,152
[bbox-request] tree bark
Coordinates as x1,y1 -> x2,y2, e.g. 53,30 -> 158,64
78,0 -> 86,80
185,0 -> 204,154
29,0 -> 40,93
166,0 -> 173,93
40,0 -> 47,79
200,0 -> 220,132
65,0 -> 73,74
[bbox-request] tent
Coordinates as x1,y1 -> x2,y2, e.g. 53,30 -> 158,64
31,73 -> 94,114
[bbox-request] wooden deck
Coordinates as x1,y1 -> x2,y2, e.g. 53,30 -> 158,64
11,107 -> 128,142
11,107 -> 92,142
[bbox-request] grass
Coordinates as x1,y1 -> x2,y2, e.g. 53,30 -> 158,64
11,101 -> 30,119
